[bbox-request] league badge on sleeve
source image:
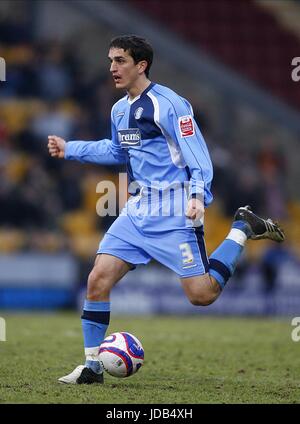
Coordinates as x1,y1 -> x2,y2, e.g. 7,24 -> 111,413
178,115 -> 195,138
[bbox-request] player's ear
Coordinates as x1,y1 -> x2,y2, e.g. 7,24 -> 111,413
138,60 -> 148,75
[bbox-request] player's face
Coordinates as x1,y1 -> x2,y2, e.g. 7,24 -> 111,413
108,48 -> 143,91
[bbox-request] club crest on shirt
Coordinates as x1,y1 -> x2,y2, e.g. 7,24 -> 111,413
118,128 -> 141,148
134,107 -> 143,120
178,115 -> 195,138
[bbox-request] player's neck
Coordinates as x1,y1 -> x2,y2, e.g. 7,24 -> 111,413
127,77 -> 151,101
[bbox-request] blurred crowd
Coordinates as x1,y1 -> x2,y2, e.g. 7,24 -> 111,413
0,9 -> 299,289
0,13 -> 124,262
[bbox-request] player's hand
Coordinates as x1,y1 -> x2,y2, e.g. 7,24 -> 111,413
47,135 -> 66,159
185,197 -> 204,221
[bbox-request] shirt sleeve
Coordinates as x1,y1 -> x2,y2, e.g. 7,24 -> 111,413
161,98 -> 214,207
64,113 -> 126,165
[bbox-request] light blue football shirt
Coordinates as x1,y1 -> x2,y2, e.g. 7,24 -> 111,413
65,82 -> 213,207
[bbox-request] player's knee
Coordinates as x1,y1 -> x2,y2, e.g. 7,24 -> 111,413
188,289 -> 219,307
86,267 -> 112,300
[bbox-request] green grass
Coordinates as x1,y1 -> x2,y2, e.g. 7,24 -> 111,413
0,313 -> 299,404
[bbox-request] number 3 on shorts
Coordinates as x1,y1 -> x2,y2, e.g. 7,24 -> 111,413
179,243 -> 194,265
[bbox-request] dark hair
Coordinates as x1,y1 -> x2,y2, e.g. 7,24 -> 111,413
109,35 -> 153,78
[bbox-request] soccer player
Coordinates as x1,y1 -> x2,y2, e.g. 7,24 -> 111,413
48,35 -> 285,384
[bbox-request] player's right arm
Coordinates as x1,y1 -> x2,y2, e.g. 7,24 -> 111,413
47,121 -> 126,165
48,135 -> 66,159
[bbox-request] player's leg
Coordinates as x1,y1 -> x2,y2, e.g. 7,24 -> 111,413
58,253 -> 131,385
59,214 -> 151,385
181,205 -> 285,306
78,253 -> 132,383
180,273 -> 221,306
86,252 -> 131,301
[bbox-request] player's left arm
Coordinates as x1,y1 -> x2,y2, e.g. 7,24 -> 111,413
167,100 -> 214,219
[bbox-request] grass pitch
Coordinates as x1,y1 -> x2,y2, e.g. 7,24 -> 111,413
0,313 -> 299,404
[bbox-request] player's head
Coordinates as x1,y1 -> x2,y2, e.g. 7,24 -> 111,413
109,35 -> 153,77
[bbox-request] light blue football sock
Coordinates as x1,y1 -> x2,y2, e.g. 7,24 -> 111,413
209,221 -> 251,289
81,300 -> 110,374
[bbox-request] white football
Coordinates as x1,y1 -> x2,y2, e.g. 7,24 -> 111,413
99,332 -> 144,378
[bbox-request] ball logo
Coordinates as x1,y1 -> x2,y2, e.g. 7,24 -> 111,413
134,107 -> 143,120
130,342 -> 144,358
179,115 -> 195,138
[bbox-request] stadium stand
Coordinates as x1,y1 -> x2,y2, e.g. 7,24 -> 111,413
0,0 -> 299,313
129,0 -> 300,110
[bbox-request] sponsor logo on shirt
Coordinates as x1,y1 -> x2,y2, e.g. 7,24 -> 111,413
118,128 -> 141,148
178,115 -> 195,138
134,107 -> 143,120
